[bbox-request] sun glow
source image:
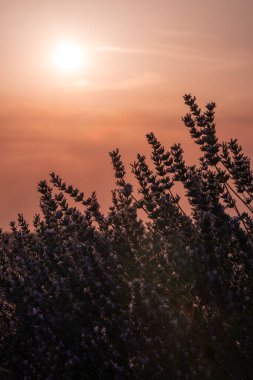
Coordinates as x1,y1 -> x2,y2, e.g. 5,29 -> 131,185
52,41 -> 88,73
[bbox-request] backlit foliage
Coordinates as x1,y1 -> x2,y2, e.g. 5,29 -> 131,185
0,95 -> 253,379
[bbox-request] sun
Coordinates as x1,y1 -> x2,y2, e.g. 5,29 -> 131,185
52,41 -> 88,74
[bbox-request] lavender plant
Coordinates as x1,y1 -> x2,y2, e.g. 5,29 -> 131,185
0,95 -> 252,379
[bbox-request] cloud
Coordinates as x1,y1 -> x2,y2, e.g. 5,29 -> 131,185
56,72 -> 162,91
93,43 -> 249,69
56,79 -> 90,89
94,45 -> 170,56
98,72 -> 162,90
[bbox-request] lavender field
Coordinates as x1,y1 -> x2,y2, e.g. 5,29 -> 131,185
1,95 -> 253,379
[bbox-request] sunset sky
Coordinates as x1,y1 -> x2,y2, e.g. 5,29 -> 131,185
1,0 -> 253,230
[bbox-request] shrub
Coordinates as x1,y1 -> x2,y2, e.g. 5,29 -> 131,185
0,95 -> 252,379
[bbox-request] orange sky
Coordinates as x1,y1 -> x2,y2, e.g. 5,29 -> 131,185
1,0 -> 253,230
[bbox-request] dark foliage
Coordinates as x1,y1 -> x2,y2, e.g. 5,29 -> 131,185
0,95 -> 253,379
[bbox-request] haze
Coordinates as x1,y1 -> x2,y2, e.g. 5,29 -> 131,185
1,0 -> 253,230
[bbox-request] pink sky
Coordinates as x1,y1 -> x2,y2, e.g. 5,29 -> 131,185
0,0 -> 253,230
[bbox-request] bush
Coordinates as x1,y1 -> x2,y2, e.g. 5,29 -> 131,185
0,95 -> 253,379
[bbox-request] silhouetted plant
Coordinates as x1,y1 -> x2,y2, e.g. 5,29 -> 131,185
0,95 -> 253,379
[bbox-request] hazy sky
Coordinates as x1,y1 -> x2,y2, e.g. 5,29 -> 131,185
1,0 -> 253,229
